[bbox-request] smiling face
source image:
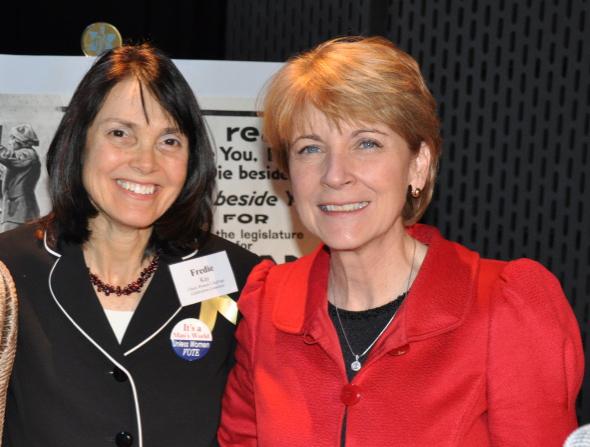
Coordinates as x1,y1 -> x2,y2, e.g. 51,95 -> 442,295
82,77 -> 189,233
288,108 -> 430,253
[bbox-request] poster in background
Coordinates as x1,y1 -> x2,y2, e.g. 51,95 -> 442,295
0,55 -> 319,261
0,94 -> 66,220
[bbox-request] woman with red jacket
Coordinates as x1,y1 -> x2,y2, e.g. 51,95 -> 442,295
218,36 -> 584,446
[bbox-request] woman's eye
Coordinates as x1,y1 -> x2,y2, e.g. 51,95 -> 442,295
298,145 -> 321,154
163,138 -> 180,146
159,136 -> 184,150
359,139 -> 381,149
158,134 -> 187,153
110,129 -> 127,138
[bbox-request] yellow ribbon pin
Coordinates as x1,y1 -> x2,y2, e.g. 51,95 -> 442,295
198,295 -> 238,331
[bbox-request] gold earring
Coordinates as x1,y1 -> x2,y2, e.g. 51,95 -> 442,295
410,187 -> 421,198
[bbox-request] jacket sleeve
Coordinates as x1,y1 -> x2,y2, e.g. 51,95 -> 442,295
487,259 -> 584,446
218,259 -> 275,446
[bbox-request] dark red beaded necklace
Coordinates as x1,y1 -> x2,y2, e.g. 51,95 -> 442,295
88,253 -> 160,296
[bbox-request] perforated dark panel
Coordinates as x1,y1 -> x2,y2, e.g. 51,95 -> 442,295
225,0 -> 373,60
225,0 -> 590,421
387,0 -> 590,420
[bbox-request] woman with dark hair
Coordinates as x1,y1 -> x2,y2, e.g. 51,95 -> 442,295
0,43 -> 259,447
219,36 -> 584,446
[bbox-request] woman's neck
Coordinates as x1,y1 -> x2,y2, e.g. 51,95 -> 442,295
83,218 -> 154,311
328,231 -> 426,311
85,219 -> 151,272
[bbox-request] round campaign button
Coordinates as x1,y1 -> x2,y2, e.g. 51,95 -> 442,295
170,318 -> 213,361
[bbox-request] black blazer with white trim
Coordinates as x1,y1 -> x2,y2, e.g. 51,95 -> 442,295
0,223 -> 260,447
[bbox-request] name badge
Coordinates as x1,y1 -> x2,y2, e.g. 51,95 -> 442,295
169,251 -> 238,307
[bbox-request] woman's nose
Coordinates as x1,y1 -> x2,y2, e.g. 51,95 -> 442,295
129,143 -> 156,174
321,151 -> 354,188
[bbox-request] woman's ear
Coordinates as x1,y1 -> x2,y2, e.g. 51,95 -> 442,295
410,141 -> 432,190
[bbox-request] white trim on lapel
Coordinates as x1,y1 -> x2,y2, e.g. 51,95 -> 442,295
123,247 -> 198,355
124,307 -> 182,356
181,248 -> 198,260
44,231 -> 145,447
43,231 -> 61,258
47,256 -> 145,447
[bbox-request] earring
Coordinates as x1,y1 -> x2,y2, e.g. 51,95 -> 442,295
410,186 -> 421,198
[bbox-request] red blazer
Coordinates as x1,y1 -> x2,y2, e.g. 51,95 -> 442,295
219,225 -> 584,446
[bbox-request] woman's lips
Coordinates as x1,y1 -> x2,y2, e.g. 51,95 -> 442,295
318,201 -> 369,212
116,179 -> 157,195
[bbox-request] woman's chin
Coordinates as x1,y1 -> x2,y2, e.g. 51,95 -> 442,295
319,227 -> 401,254
90,213 -> 158,233
321,236 -> 369,253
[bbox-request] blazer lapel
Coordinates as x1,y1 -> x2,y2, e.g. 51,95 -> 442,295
120,253 -> 182,354
271,246 -> 346,374
49,241 -> 121,356
304,250 -> 347,374
271,225 -> 482,374
120,241 -> 224,355
365,225 -> 481,364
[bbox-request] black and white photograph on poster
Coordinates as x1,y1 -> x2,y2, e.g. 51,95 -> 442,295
0,94 -> 65,233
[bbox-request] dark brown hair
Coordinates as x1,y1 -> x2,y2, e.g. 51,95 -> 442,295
43,43 -> 215,252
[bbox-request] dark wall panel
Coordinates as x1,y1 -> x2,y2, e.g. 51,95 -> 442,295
225,0 -> 374,60
0,0 -> 226,59
386,0 -> 589,419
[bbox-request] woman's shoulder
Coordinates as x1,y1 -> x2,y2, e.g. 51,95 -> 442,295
239,256 -> 298,300
484,257 -> 577,327
237,248 -> 320,316
247,246 -> 321,288
422,226 -> 567,306
0,223 -> 49,276
0,223 -> 44,258
237,244 -> 322,283
484,257 -> 583,439
489,257 -> 562,299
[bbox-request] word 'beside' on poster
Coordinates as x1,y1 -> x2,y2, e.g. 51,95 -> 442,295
206,112 -> 318,264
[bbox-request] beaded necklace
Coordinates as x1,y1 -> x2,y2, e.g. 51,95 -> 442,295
88,253 -> 160,296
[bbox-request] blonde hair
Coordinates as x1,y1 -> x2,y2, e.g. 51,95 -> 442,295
262,36 -> 442,224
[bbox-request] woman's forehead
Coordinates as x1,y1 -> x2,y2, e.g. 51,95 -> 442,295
288,105 -> 386,138
98,78 -> 178,129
